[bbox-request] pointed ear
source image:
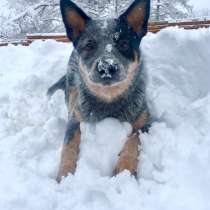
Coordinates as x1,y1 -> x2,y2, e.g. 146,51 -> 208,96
60,0 -> 91,42
120,0 -> 150,36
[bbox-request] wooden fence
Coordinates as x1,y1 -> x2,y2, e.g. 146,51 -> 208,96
1,20 -> 210,47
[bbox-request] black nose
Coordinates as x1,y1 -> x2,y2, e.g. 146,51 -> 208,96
97,59 -> 119,79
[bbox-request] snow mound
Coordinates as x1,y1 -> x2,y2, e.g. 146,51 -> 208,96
0,28 -> 210,210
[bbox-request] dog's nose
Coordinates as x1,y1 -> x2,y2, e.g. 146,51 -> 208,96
97,59 -> 119,79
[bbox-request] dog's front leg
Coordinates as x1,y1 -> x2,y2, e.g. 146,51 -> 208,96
113,132 -> 139,177
114,112 -> 149,177
56,117 -> 80,183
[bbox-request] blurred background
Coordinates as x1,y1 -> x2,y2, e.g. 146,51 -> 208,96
0,0 -> 210,39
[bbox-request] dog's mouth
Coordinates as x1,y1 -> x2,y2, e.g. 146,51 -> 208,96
94,71 -> 125,86
100,78 -> 116,86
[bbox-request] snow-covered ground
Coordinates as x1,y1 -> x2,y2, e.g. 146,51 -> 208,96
0,27 -> 210,210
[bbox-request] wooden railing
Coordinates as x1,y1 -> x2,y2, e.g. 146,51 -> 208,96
26,34 -> 68,44
0,40 -> 29,47
148,20 -> 210,33
1,20 -> 210,47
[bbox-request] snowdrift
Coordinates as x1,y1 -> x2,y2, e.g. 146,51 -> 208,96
0,28 -> 210,210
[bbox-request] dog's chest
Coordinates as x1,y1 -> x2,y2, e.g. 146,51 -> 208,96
77,88 -> 146,123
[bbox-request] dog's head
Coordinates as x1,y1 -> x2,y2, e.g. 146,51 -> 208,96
60,0 -> 150,102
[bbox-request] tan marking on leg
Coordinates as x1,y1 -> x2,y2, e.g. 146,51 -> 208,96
68,87 -> 78,113
68,88 -> 83,122
56,129 -> 81,183
74,110 -> 83,122
114,133 -> 140,176
132,112 -> 149,132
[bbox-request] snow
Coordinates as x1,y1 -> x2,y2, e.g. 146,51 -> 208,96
0,28 -> 210,210
105,44 -> 113,53
26,33 -> 66,37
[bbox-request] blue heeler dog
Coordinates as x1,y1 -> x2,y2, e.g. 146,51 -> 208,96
48,0 -> 151,182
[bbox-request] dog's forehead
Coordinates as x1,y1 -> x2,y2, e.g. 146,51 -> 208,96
95,19 -> 116,31
86,19 -> 118,39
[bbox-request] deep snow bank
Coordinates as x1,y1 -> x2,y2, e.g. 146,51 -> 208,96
0,28 -> 210,210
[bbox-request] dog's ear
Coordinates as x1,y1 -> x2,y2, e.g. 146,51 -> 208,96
60,0 -> 91,43
120,0 -> 150,36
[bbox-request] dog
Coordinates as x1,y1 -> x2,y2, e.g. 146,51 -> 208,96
48,0 -> 151,183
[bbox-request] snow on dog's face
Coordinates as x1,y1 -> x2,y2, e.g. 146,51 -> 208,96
60,0 -> 150,102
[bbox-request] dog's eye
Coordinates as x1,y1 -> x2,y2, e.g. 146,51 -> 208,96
83,40 -> 96,51
118,40 -> 130,51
